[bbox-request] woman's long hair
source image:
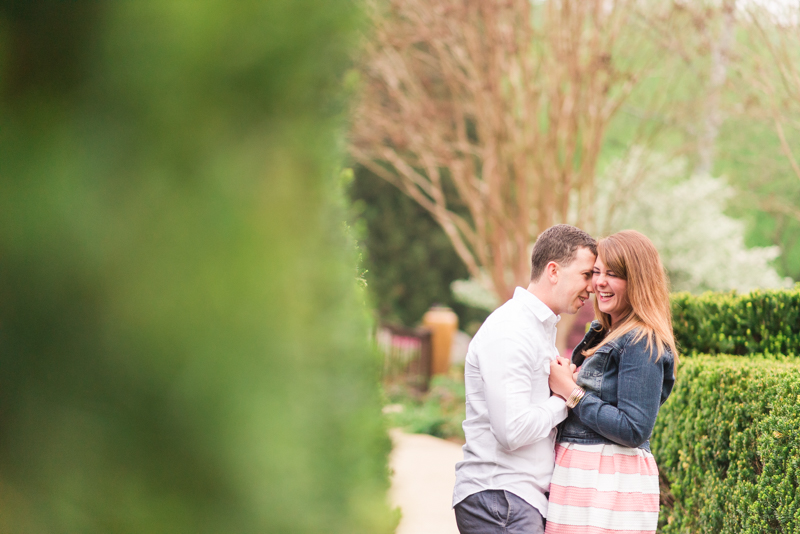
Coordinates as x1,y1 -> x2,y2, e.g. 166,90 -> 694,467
583,230 -> 679,363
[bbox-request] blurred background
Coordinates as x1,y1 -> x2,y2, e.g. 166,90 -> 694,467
352,0 -> 800,326
1,0 -> 799,532
356,0 -> 800,440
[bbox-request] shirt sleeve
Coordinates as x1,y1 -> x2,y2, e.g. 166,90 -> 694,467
571,337 -> 665,448
480,336 -> 568,451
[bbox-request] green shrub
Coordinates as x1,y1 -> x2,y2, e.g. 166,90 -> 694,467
671,286 -> 800,355
385,370 -> 466,442
0,2 -> 394,533
652,355 -> 800,533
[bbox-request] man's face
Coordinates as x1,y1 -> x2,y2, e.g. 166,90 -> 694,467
553,247 -> 596,315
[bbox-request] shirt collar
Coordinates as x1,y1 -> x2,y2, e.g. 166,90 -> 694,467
512,287 -> 560,325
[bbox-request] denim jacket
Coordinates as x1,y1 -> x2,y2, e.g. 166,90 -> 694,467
557,321 -> 676,452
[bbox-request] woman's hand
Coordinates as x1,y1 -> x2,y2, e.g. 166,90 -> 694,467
550,357 -> 578,400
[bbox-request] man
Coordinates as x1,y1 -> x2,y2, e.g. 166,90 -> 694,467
453,224 -> 597,534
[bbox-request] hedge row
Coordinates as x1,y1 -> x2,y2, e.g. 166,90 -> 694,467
670,286 -> 800,355
0,2 -> 393,533
652,355 -> 800,534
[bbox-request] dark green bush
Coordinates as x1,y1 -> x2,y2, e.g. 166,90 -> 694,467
0,1 -> 393,533
653,355 -> 800,533
670,286 -> 800,355
350,166 -> 490,330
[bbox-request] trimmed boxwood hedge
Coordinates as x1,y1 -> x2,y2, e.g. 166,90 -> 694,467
670,286 -> 800,356
653,355 -> 800,533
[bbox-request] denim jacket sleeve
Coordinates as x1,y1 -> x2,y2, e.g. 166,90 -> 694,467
570,334 -> 667,448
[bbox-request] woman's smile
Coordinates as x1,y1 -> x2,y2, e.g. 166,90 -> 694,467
592,257 -> 630,325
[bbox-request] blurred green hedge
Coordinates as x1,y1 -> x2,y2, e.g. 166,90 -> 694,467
653,356 -> 800,533
671,286 -> 800,355
0,1 -> 394,533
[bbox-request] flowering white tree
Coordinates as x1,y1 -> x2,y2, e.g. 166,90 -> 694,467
595,148 -> 792,293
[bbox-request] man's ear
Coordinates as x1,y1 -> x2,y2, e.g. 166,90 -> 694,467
546,261 -> 559,284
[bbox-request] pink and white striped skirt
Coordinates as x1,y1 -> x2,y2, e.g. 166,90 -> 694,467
544,442 -> 660,534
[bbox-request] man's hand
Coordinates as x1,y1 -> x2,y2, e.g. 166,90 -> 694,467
549,357 -> 577,400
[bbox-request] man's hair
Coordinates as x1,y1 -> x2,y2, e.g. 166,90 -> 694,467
530,224 -> 597,282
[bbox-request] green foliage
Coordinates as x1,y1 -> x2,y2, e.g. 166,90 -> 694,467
350,166 -> 489,329
384,370 -> 466,442
719,117 -> 800,282
0,1 -> 393,533
671,286 -> 800,356
653,356 -> 800,534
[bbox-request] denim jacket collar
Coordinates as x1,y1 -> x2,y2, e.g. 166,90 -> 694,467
571,320 -> 643,365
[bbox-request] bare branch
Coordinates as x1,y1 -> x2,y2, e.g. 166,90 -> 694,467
351,0 -> 644,300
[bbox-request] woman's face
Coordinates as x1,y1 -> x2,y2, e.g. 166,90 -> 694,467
592,256 -> 631,326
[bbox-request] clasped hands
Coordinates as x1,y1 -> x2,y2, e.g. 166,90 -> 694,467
549,356 -> 578,401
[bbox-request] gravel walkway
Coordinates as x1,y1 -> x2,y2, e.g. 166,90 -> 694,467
389,429 -> 464,534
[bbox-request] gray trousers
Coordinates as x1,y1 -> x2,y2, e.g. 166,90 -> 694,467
454,490 -> 546,534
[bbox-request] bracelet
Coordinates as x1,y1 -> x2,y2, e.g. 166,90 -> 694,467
565,386 -> 586,409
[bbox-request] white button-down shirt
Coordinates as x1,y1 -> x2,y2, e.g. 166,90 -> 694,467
453,287 -> 568,517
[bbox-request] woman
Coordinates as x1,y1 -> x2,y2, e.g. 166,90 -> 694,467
546,230 -> 677,534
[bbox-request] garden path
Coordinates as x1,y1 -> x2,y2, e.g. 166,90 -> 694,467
389,429 -> 463,534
